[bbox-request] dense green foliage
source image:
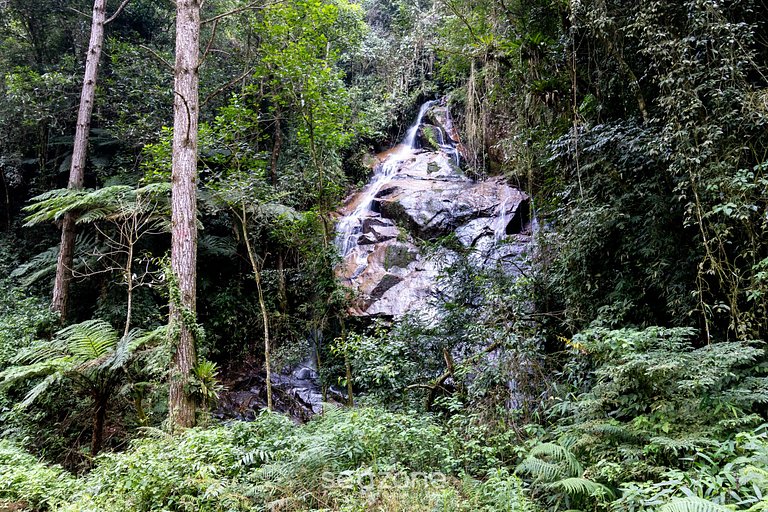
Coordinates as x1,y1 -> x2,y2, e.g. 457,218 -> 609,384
0,408 -> 535,511
2,0 -> 768,510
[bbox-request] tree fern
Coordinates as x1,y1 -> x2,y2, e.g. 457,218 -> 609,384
0,318 -> 165,454
23,183 -> 170,226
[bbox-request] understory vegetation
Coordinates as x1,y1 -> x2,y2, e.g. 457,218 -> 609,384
2,0 -> 768,510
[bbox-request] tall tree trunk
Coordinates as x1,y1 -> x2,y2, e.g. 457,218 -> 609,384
52,0 -> 107,320
169,0 -> 200,430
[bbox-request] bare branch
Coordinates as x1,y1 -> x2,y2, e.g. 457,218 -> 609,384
67,6 -> 91,19
199,18 -> 219,66
201,66 -> 256,107
201,1 -> 265,25
105,0 -> 131,24
139,44 -> 174,71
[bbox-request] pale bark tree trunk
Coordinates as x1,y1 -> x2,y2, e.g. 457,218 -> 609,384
168,0 -> 200,430
239,203 -> 273,411
52,0 -> 107,320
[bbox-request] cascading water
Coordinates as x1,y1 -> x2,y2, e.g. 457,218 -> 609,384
335,100 -> 440,256
402,100 -> 438,149
494,196 -> 512,242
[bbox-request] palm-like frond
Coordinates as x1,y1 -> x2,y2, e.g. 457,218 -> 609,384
517,442 -> 583,479
11,341 -> 63,365
107,326 -> 166,371
23,183 -> 170,226
658,497 -> 733,512
516,457 -> 567,482
0,358 -> 72,389
19,372 -> 65,408
11,233 -> 98,287
57,319 -> 119,362
199,234 -> 237,258
544,477 -> 613,498
10,245 -> 59,285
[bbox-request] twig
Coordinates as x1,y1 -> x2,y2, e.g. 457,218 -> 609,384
199,18 -> 219,66
105,0 -> 131,24
67,6 -> 91,19
201,66 -> 256,106
202,1 -> 267,25
139,44 -> 174,71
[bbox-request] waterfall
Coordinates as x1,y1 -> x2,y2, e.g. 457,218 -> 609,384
494,196 -> 511,242
335,100 -> 439,256
402,100 -> 438,149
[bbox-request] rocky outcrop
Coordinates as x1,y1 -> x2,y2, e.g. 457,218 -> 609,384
335,102 -> 534,319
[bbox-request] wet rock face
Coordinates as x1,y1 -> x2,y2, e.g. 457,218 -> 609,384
335,102 -> 533,319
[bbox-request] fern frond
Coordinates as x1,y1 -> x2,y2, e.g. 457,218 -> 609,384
56,319 -> 118,361
107,326 -> 166,370
23,184 -> 169,227
19,372 -> 65,408
12,343 -> 63,365
528,442 -> 583,477
10,245 -> 59,285
76,207 -> 114,224
516,457 -> 568,482
545,477 -> 613,498
199,234 -> 237,258
648,436 -> 717,455
657,497 -> 732,512
0,359 -> 72,389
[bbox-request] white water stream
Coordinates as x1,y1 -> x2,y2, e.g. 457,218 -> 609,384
335,100 -> 439,256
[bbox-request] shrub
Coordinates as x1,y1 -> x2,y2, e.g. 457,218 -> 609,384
0,440 -> 79,509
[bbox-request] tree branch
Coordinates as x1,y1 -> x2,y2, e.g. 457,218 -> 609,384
199,19 -> 218,66
201,66 -> 256,107
105,0 -> 131,24
67,7 -> 91,19
139,45 -> 174,71
201,1 -> 266,25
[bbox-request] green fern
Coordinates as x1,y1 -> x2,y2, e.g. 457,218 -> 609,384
11,233 -> 98,287
23,183 -> 170,226
658,497 -> 733,512
517,442 -> 583,480
59,319 -> 120,361
516,457 -> 565,482
545,477 -> 613,498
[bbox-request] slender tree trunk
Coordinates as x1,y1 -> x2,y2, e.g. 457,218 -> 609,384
91,391 -> 108,456
240,205 -> 272,411
169,0 -> 200,430
1,169 -> 10,230
124,241 -> 134,338
52,0 -> 107,320
270,108 -> 282,185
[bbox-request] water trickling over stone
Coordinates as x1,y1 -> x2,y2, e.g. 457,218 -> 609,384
335,99 -> 534,319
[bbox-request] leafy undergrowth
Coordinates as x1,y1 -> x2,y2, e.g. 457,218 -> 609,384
0,407 -> 535,511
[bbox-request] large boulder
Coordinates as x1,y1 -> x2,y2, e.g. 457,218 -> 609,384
335,106 -> 532,319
